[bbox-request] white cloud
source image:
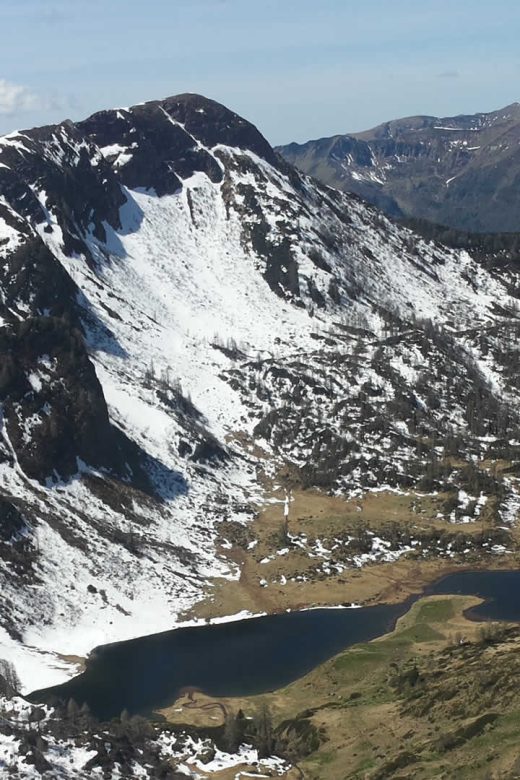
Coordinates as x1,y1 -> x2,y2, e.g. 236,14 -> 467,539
0,79 -> 40,115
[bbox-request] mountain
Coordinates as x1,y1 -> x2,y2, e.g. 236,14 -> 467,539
1,93 -> 520,698
277,102 -> 520,232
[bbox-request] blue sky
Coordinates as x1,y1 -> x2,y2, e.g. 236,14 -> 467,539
0,0 -> 519,144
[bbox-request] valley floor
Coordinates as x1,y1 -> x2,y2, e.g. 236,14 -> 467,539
153,484 -> 520,779
183,485 -> 519,621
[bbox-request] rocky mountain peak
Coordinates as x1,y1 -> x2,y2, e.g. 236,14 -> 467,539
77,92 -> 280,197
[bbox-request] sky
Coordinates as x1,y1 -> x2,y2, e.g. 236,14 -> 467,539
0,0 -> 519,145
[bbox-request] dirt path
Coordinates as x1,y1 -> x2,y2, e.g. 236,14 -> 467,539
180,687 -> 229,720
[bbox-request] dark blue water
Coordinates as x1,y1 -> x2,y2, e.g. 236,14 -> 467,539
29,569 -> 520,721
427,569 -> 520,622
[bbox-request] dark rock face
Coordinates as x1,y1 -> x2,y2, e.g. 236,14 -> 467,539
0,228 -> 151,485
0,123 -> 125,258
0,237 -> 80,325
161,94 -> 279,166
0,316 -> 129,482
79,102 -> 221,196
277,103 -> 520,232
218,150 -> 304,302
78,93 -> 279,196
0,498 -> 26,542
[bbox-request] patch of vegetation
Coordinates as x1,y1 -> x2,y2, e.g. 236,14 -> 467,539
415,599 -> 454,623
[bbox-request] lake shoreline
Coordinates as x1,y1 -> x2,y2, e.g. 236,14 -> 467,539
28,567 -> 520,721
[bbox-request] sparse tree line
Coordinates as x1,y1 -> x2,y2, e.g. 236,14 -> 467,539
215,283 -> 520,517
0,661 -> 308,776
221,702 -> 319,764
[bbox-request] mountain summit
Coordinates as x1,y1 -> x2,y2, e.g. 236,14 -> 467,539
277,102 -> 520,232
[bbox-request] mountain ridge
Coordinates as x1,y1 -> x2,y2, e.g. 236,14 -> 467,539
277,101 -> 520,232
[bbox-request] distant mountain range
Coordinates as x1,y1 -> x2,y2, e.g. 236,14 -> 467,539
277,103 -> 520,233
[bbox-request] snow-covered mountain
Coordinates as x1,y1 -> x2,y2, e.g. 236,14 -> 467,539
1,93 -> 520,693
278,102 -> 520,232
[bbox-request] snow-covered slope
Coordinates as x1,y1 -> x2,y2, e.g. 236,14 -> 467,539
1,93 -> 520,692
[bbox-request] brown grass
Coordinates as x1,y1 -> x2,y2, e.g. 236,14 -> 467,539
183,487 -> 517,623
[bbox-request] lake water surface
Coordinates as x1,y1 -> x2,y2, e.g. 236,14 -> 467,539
30,569 -> 520,721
